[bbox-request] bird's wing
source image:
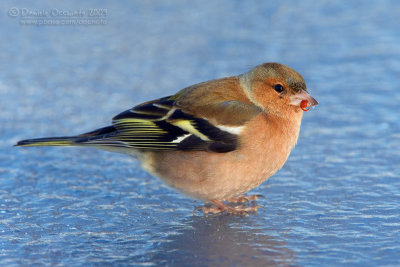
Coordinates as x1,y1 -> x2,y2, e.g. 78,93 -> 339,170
80,94 -> 261,153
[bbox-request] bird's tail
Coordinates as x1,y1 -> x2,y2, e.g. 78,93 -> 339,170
15,136 -> 79,147
15,125 -> 119,148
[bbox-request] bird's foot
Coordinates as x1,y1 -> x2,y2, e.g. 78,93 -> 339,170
225,194 -> 264,203
194,199 -> 262,215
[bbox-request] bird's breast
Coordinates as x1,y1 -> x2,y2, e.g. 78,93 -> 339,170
138,113 -> 302,200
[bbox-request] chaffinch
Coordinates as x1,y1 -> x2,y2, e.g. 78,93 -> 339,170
16,63 -> 318,215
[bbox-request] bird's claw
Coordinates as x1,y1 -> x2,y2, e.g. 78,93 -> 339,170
194,198 -> 263,215
225,194 -> 264,203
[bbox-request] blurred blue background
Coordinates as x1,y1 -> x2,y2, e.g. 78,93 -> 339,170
1,0 -> 400,266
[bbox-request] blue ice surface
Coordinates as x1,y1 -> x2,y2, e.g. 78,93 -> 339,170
1,0 -> 400,266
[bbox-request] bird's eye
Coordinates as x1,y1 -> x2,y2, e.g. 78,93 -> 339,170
274,84 -> 284,93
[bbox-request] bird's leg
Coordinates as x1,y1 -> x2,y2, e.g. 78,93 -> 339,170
194,201 -> 231,215
225,194 -> 264,203
194,200 -> 262,215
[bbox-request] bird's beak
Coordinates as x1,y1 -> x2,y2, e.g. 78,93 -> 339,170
289,90 -> 318,111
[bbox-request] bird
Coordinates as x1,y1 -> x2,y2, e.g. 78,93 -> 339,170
15,62 -> 318,215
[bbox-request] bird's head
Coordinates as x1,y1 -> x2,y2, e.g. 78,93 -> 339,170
240,63 -> 318,118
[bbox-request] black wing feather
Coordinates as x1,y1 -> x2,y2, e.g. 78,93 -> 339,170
78,96 -> 240,153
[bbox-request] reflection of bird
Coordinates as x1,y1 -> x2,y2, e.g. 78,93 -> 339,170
149,216 -> 295,265
16,63 -> 318,215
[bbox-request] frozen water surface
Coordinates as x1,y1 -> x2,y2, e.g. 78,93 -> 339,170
1,0 -> 400,266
